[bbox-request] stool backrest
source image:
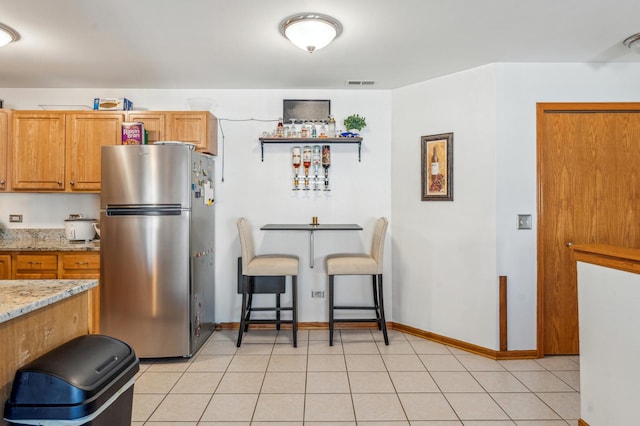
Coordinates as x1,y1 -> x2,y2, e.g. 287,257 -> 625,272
237,217 -> 255,274
371,217 -> 388,274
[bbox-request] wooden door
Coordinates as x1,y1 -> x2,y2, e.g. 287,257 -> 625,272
537,103 -> 640,355
66,113 -> 125,192
11,112 -> 66,190
0,111 -> 8,190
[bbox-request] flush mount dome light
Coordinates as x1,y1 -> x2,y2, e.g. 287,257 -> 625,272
279,13 -> 342,53
623,32 -> 640,48
0,23 -> 19,47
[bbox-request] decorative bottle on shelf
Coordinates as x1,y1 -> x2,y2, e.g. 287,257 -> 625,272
311,121 -> 317,138
301,121 -> 309,138
302,145 -> 312,190
312,145 -> 321,190
292,146 -> 301,190
327,115 -> 336,138
322,145 -> 331,191
277,117 -> 284,137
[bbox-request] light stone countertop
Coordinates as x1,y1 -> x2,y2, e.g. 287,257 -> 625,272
0,279 -> 98,324
0,228 -> 100,252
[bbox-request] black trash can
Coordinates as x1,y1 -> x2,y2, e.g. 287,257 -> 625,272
4,334 -> 139,426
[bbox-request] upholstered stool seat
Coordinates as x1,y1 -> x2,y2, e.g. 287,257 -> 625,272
326,217 -> 389,346
237,217 -> 299,347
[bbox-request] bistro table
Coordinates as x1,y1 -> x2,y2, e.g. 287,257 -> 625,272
260,223 -> 363,268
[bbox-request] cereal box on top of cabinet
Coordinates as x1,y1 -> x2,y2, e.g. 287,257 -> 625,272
93,98 -> 133,111
122,122 -> 144,145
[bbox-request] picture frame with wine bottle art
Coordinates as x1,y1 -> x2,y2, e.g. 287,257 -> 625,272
421,132 -> 453,201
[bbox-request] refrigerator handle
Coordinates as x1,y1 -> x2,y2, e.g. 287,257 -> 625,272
106,205 -> 183,216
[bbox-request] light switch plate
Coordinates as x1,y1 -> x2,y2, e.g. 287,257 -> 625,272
9,214 -> 23,223
517,214 -> 532,230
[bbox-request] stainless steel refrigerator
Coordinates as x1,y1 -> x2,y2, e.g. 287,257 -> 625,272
100,144 -> 215,358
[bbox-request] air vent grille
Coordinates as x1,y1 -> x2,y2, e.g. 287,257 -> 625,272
346,80 -> 375,86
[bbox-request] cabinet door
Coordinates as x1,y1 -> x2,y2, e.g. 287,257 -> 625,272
0,111 -> 8,190
166,112 -> 217,154
60,252 -> 100,333
11,112 -> 66,190
0,254 -> 10,279
66,113 -> 125,192
127,112 -> 165,144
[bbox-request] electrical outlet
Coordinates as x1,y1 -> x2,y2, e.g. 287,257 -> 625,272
311,290 -> 325,298
9,214 -> 23,223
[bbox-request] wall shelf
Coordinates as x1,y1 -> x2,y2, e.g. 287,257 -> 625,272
259,137 -> 363,162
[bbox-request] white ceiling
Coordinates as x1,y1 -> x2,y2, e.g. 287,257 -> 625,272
1,0 -> 640,90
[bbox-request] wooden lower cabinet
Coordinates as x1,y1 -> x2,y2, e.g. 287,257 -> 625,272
0,254 -> 10,279
2,251 -> 100,334
13,254 -> 58,279
60,253 -> 100,334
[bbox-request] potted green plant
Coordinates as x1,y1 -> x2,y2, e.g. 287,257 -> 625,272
343,114 -> 367,133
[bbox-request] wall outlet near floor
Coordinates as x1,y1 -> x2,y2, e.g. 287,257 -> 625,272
311,290 -> 325,298
517,214 -> 532,230
9,214 -> 23,223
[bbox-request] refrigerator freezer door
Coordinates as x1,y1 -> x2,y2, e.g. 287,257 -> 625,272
100,210 -> 191,358
101,145 -> 192,208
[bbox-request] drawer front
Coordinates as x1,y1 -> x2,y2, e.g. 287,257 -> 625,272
62,253 -> 100,271
15,254 -> 58,271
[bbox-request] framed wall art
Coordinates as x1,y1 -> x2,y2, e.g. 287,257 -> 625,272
421,132 -> 453,201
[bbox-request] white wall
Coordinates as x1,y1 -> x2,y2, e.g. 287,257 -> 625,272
0,88 -> 392,324
391,65 -> 499,349
392,62 -> 640,351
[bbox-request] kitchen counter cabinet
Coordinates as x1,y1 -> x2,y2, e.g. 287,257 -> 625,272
13,253 -> 58,279
0,110 -> 8,191
60,253 -> 100,333
11,112 -> 66,191
10,111 -> 124,192
0,248 -> 101,334
129,111 -> 218,154
0,255 -> 10,279
0,279 -> 96,412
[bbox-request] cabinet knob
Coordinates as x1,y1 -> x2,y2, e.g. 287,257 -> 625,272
566,242 -> 573,247
57,181 -> 62,186
70,181 -> 75,185
0,179 -> 5,185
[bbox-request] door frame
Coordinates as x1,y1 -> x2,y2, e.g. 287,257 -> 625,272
536,102 -> 640,357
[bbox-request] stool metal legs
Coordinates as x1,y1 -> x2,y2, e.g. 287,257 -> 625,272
328,273 -> 389,346
237,274 -> 298,348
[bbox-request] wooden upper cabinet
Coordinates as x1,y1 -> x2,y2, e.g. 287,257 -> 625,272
127,112 -> 165,144
0,110 -> 8,190
166,112 -> 217,154
66,113 -> 125,191
126,111 -> 217,153
11,112 -> 66,191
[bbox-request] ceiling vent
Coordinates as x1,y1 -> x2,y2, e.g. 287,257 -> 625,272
346,80 -> 375,86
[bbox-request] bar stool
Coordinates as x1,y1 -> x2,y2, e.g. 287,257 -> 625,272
236,217 -> 299,347
326,217 -> 389,346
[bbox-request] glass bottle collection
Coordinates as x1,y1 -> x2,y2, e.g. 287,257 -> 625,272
268,116 -> 338,139
292,145 -> 331,191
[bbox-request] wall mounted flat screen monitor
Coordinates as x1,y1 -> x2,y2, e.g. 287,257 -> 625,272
283,99 -> 330,124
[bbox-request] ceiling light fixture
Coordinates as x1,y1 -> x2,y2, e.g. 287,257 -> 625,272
279,13 -> 342,53
0,23 -> 19,47
623,32 -> 640,48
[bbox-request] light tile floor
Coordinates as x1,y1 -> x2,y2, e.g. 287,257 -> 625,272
131,328 -> 580,425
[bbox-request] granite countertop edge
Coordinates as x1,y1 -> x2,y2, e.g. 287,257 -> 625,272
0,229 -> 100,252
0,279 -> 98,324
